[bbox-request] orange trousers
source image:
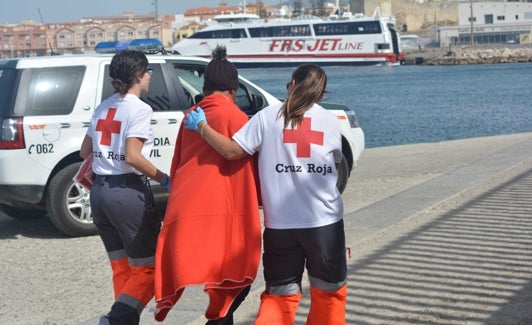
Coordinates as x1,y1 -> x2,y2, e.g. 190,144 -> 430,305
307,285 -> 347,325
254,285 -> 347,325
111,257 -> 155,307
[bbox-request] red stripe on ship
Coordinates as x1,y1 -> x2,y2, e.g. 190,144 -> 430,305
196,53 -> 398,62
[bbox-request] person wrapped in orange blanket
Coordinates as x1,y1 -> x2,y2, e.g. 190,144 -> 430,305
185,64 -> 348,325
154,45 -> 261,324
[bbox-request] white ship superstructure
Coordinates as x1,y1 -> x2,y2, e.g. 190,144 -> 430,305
171,8 -> 404,67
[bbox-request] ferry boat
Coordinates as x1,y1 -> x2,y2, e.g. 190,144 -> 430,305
171,7 -> 404,68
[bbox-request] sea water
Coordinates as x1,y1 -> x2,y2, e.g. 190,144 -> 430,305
239,63 -> 532,148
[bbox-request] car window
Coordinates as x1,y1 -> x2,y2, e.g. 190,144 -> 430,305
102,64 -> 174,111
14,66 -> 85,116
0,68 -> 19,116
170,62 -> 258,114
171,64 -> 205,107
235,85 -> 253,114
140,65 -> 174,111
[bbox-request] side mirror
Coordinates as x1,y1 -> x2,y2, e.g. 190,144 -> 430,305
194,94 -> 204,104
252,94 -> 264,110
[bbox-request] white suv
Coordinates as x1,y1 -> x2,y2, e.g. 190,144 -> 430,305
0,53 -> 364,236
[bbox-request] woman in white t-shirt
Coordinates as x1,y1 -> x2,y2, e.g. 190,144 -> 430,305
185,64 -> 347,325
79,50 -> 169,324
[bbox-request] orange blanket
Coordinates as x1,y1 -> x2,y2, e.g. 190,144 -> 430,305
154,94 -> 261,321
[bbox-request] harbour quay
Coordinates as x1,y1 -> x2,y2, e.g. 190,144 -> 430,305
3,133 -> 530,324
404,46 -> 532,65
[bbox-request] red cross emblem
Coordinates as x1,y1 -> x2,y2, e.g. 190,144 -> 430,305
95,108 -> 122,146
283,117 -> 323,158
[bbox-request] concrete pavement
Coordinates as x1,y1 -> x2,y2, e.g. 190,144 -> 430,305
81,132 -> 532,324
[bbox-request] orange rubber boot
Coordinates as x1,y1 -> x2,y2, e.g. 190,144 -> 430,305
254,292 -> 302,325
110,257 -> 131,299
121,265 -> 155,307
306,285 -> 347,325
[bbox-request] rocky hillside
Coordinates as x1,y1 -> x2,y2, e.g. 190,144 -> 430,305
364,0 -> 458,31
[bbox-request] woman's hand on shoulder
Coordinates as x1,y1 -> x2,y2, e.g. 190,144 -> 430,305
184,107 -> 207,132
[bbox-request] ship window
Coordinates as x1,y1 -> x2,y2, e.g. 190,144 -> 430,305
249,27 -> 269,37
249,25 -> 311,38
314,21 -> 382,36
189,29 -> 246,39
288,25 -> 311,36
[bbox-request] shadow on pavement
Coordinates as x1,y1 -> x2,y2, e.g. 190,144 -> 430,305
286,167 -> 532,324
0,212 -> 70,239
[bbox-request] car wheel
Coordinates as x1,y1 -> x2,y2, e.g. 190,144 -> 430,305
46,162 -> 97,237
336,153 -> 349,194
0,204 -> 46,220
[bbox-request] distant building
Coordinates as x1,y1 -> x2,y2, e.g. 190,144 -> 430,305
0,13 -> 175,58
350,0 -> 365,15
184,1 -> 277,22
439,1 -> 532,47
174,21 -> 206,43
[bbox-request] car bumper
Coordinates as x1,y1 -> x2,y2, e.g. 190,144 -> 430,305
0,185 -> 45,208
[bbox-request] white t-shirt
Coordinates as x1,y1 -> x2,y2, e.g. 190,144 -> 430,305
233,102 -> 344,229
87,93 -> 154,175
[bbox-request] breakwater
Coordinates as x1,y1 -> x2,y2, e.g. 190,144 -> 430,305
404,47 -> 532,65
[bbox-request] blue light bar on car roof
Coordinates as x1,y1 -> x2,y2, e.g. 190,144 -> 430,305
94,41 -> 119,53
95,38 -> 164,54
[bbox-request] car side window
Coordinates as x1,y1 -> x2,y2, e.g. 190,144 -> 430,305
235,85 -> 253,114
15,66 -> 85,116
171,64 -> 205,107
169,62 -> 263,115
102,64 -> 173,111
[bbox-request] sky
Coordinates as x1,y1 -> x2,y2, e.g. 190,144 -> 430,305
0,0 -> 281,24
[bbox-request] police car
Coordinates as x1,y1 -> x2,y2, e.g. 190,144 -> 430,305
0,47 -> 364,237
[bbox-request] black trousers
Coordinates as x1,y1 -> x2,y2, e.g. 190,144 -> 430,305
91,173 -> 160,325
262,219 -> 347,291
205,285 -> 251,325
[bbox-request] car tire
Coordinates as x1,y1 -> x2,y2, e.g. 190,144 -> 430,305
336,153 -> 349,194
46,162 -> 97,237
0,204 -> 46,220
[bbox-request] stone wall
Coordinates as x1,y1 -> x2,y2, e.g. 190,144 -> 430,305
419,47 -> 532,65
424,47 -> 532,65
